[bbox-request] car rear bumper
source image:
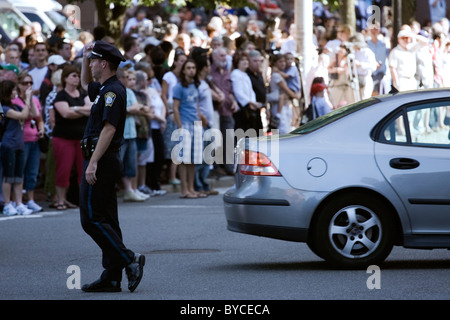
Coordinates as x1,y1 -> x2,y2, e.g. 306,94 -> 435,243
226,218 -> 309,242
223,177 -> 326,242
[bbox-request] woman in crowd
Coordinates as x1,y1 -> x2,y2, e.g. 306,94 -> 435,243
193,50 -> 219,196
328,43 -> 355,108
43,69 -> 63,208
161,52 -> 187,185
119,68 -> 150,202
267,53 -> 298,134
0,80 -> 33,216
53,65 -> 91,210
230,51 -> 259,132
142,70 -> 167,196
12,72 -> 45,213
172,59 -> 207,199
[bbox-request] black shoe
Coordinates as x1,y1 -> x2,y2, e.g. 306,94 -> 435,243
126,253 -> 145,292
81,278 -> 121,292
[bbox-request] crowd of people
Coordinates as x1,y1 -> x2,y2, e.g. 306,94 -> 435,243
0,1 -> 449,215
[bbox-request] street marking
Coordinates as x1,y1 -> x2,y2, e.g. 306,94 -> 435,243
0,210 -> 71,222
144,205 -> 223,209
0,214 -> 43,221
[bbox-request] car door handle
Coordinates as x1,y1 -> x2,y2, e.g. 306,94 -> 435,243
389,158 -> 420,169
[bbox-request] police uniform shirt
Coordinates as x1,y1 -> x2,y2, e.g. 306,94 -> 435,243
83,75 -> 126,149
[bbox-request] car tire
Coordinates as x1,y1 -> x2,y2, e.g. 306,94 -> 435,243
306,240 -> 324,259
313,193 -> 395,269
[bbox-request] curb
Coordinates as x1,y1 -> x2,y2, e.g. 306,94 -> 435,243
160,175 -> 235,193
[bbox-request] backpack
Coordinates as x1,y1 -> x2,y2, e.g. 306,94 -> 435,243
301,102 -> 318,125
0,104 -> 19,141
0,117 -> 10,142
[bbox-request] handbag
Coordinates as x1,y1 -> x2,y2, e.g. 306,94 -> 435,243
38,134 -> 50,153
269,114 -> 280,129
301,103 -> 318,125
358,75 -> 366,88
329,53 -> 339,80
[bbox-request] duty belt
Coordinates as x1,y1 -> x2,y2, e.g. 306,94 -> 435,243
80,137 -> 120,159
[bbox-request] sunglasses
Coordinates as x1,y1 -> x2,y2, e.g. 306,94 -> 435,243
21,81 -> 34,86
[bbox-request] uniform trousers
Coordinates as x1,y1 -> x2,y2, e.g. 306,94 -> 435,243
79,152 -> 134,281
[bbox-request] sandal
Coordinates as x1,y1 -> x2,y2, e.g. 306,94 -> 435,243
64,200 -> 78,208
55,203 -> 67,210
180,193 -> 198,199
207,190 -> 219,196
196,192 -> 208,198
49,202 -> 59,209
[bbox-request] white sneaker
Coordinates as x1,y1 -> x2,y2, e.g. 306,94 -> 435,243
152,189 -> 167,196
3,203 -> 18,216
27,200 -> 43,213
138,185 -> 152,195
123,190 -> 145,202
134,189 -> 149,200
16,203 -> 33,215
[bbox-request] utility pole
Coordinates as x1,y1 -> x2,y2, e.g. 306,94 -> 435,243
392,0 -> 402,48
295,0 -> 313,106
339,0 -> 356,29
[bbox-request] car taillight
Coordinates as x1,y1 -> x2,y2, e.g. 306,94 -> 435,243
239,150 -> 281,176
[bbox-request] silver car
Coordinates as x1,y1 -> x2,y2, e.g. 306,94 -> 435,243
224,89 -> 450,269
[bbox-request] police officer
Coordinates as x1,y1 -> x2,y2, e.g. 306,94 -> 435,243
79,40 -> 145,292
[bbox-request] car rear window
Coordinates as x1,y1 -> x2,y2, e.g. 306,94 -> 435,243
291,98 -> 380,134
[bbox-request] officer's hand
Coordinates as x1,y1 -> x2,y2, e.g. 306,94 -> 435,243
85,161 -> 97,185
83,42 -> 95,59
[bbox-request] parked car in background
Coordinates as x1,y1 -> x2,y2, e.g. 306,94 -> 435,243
224,89 -> 450,269
7,0 -> 79,41
0,0 -> 32,47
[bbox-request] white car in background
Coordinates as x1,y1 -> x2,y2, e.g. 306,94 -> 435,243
8,0 -> 79,40
0,0 -> 32,47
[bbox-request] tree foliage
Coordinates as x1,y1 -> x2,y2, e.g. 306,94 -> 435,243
69,0 -> 254,41
102,0 -> 254,11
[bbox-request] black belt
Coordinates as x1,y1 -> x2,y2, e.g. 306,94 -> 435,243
80,137 -> 120,159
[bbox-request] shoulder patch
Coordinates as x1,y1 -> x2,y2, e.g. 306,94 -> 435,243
104,92 -> 117,107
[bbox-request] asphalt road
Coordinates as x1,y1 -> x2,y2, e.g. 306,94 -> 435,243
1,185 -> 450,306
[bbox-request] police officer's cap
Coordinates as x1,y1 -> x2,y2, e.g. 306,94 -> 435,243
88,40 -> 126,66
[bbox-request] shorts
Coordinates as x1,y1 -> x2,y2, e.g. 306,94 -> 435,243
120,138 -> 137,178
138,138 -> 154,166
1,146 -> 25,184
172,121 -> 204,164
136,138 -> 148,153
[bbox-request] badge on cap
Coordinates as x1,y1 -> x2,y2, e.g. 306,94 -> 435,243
104,92 -> 116,107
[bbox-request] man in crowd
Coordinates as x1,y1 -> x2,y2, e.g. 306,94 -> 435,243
210,47 -> 238,175
28,42 -> 49,96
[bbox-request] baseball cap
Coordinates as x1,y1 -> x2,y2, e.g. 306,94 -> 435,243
88,40 -> 126,65
398,29 -> 413,39
48,55 -> 66,66
310,82 -> 328,96
0,63 -> 20,75
350,33 -> 368,48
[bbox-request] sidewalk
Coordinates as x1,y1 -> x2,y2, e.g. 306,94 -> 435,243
160,174 -> 235,194
28,171 -> 235,211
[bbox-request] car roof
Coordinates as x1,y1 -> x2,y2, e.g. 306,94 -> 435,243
376,88 -> 450,104
291,88 -> 450,136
